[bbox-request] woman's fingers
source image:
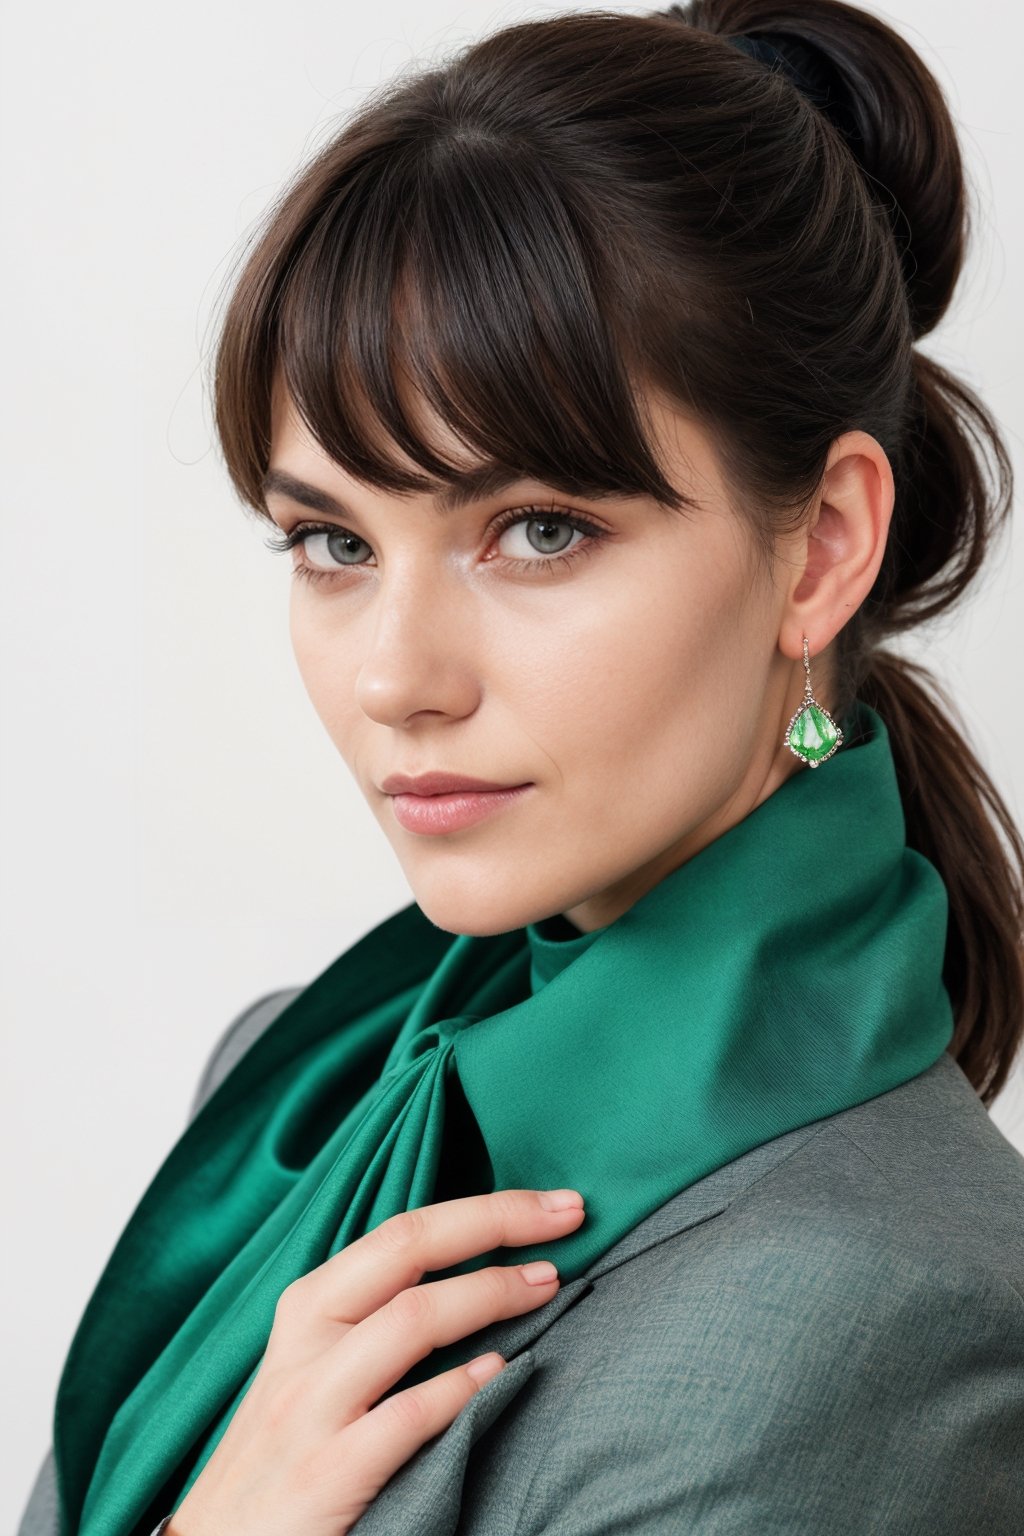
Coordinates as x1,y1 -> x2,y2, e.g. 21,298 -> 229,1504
326,1353 -> 512,1514
170,1189 -> 586,1536
275,1187 -> 586,1339
319,1256 -> 568,1416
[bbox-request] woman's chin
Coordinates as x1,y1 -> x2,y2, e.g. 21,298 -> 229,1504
408,890 -> 536,939
395,864 -> 563,939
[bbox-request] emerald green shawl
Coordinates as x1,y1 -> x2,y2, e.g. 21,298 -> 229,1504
53,699 -> 954,1535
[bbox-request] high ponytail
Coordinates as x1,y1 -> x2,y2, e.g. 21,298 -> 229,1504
211,0 -> 1023,1101
664,1 -> 1023,1104
857,349 -> 1022,1106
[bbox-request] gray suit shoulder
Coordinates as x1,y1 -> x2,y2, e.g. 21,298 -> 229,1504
823,1048 -> 1024,1281
185,985 -> 305,1122
458,1053 -> 1024,1534
16,1446 -> 58,1536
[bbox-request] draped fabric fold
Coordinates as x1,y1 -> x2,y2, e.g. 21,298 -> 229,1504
53,699 -> 955,1535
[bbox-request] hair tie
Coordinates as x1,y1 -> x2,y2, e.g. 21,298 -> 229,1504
726,30 -> 864,160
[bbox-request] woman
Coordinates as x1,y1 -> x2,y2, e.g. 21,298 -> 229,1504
19,1 -> 1024,1533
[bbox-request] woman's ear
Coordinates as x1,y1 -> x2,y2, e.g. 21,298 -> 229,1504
778,429 -> 894,664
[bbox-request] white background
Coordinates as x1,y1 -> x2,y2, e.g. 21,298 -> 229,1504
2,0 -> 1021,1519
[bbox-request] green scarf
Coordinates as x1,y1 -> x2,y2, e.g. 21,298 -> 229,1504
54,699 -> 954,1536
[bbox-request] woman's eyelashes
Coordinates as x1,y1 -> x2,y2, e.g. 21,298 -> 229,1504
263,505 -> 609,586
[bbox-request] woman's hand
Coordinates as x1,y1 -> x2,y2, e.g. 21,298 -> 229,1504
168,1186 -> 586,1536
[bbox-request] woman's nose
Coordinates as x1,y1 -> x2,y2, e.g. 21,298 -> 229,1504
354,571 -> 482,728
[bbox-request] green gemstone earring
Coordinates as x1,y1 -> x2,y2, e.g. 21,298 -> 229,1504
783,635 -> 844,768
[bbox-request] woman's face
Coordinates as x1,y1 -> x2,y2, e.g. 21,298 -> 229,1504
266,375 -> 807,936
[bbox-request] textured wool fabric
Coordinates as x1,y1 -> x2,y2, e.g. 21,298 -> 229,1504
53,699 -> 955,1536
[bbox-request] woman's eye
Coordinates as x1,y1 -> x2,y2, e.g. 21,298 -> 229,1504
263,505 -> 606,584
494,513 -> 583,561
300,528 -> 371,571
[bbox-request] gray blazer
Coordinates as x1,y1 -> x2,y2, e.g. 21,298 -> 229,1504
19,988 -> 1024,1535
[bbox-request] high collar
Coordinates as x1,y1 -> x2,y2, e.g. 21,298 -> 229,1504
526,909 -> 600,992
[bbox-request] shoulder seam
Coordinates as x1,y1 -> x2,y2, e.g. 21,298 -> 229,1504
834,1126 -> 1024,1311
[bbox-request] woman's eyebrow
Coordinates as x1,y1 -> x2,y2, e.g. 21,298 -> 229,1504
260,464 -> 536,517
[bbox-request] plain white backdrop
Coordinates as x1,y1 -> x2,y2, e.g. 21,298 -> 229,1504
2,0 -> 1022,1518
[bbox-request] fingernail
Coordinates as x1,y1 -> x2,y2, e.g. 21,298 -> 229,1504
538,1189 -> 584,1211
520,1260 -> 559,1285
467,1352 -> 506,1385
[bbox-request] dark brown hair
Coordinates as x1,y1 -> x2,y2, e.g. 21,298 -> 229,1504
210,0 -> 1023,1104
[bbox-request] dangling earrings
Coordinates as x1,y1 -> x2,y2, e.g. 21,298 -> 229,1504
784,635 -> 844,768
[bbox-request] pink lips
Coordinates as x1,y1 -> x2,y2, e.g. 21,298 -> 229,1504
380,771 -> 535,835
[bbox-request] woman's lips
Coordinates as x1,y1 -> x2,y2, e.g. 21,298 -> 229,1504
389,783 -> 535,835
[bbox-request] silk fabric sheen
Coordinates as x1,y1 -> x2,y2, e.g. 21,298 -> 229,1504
54,699 -> 954,1535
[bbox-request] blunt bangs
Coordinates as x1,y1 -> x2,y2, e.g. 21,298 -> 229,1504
215,121 -> 703,525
